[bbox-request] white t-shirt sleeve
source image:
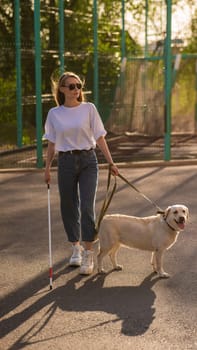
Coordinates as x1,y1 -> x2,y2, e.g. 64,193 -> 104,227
43,110 -> 56,143
89,103 -> 107,140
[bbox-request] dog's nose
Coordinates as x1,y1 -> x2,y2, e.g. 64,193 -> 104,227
179,216 -> 185,223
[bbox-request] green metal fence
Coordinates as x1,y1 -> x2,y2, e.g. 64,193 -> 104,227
107,55 -> 197,136
0,0 -> 197,169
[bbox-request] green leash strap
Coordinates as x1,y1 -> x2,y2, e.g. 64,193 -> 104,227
117,173 -> 163,213
95,168 -> 117,233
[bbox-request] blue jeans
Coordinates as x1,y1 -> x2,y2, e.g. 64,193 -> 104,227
57,150 -> 98,242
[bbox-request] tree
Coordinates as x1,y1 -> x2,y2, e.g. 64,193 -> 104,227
0,0 -> 196,145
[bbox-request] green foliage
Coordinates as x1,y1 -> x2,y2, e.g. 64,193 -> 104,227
0,77 -> 16,123
0,0 -> 197,146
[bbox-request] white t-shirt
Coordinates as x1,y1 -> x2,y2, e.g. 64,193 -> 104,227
44,102 -> 107,152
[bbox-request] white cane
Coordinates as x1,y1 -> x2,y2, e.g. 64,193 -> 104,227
47,183 -> 53,290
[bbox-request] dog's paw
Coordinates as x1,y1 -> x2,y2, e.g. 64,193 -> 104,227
98,268 -> 107,274
158,272 -> 170,278
113,264 -> 123,271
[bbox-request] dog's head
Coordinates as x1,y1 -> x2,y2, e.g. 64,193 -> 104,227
163,204 -> 189,231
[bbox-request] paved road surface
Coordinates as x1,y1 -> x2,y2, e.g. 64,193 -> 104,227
0,164 -> 196,350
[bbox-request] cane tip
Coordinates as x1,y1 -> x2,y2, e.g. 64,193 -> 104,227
50,285 -> 53,290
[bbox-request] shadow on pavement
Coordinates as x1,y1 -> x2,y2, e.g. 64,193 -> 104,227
1,264 -> 161,349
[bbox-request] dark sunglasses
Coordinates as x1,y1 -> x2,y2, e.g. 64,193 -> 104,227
63,83 -> 82,90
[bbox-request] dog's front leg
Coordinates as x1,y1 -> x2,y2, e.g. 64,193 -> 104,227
151,252 -> 157,273
154,249 -> 170,278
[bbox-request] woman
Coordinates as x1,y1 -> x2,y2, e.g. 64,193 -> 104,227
44,71 -> 119,275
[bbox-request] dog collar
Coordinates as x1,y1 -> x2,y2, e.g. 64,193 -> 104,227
163,218 -> 176,232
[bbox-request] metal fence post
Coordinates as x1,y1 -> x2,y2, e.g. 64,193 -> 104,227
93,0 -> 99,109
164,0 -> 172,161
34,0 -> 43,168
14,0 -> 23,148
121,0 -> 125,60
58,0 -> 64,75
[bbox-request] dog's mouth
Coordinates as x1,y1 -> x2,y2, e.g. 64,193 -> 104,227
175,218 -> 185,230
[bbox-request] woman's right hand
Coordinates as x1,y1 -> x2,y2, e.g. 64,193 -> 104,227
44,168 -> 51,184
44,141 -> 55,184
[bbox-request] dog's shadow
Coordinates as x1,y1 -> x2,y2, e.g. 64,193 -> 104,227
1,269 -> 160,348
59,271 -> 159,336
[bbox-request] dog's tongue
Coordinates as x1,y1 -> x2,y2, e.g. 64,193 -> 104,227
178,222 -> 185,230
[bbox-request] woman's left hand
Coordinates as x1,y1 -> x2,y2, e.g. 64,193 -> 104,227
109,163 -> 119,176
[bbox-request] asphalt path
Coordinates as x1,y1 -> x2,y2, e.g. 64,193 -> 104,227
0,164 -> 197,350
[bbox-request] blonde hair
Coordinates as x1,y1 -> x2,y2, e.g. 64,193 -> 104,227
51,71 -> 85,106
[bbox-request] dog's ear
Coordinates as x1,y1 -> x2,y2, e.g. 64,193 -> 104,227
164,206 -> 171,219
186,207 -> 189,220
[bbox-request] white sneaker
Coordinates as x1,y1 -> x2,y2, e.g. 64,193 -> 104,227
69,245 -> 83,267
80,250 -> 94,275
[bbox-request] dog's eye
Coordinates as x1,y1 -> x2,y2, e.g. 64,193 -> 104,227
174,210 -> 178,214
182,210 -> 185,214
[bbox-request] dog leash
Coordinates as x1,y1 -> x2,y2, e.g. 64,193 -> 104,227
95,170 -> 117,233
117,172 -> 163,213
96,168 -> 163,232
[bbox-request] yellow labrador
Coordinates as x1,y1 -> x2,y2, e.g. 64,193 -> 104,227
97,205 -> 189,278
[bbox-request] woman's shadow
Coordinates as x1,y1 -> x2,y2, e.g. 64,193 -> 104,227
1,267 -> 160,348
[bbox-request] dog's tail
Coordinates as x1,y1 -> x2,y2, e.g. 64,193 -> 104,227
93,238 -> 100,256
